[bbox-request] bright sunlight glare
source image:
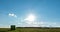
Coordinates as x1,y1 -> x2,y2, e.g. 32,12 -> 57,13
24,14 -> 35,22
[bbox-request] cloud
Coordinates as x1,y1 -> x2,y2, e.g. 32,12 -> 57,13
8,13 -> 17,17
15,15 -> 59,27
19,19 -> 58,27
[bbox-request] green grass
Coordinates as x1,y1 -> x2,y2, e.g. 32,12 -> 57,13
0,28 -> 10,32
0,27 -> 60,32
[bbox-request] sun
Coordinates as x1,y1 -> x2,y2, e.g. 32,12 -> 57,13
24,14 -> 35,24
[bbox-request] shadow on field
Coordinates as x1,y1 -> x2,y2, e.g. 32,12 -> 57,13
0,31 -> 6,32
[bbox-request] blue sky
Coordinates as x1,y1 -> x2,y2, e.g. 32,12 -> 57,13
0,0 -> 60,28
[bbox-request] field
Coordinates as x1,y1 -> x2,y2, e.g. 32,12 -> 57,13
0,27 -> 60,32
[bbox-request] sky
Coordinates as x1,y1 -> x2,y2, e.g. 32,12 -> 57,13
0,0 -> 60,28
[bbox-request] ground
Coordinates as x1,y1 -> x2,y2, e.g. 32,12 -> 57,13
0,27 -> 60,32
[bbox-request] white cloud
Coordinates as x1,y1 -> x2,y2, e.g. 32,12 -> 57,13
15,14 -> 59,27
8,13 -> 17,17
20,19 -> 58,27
